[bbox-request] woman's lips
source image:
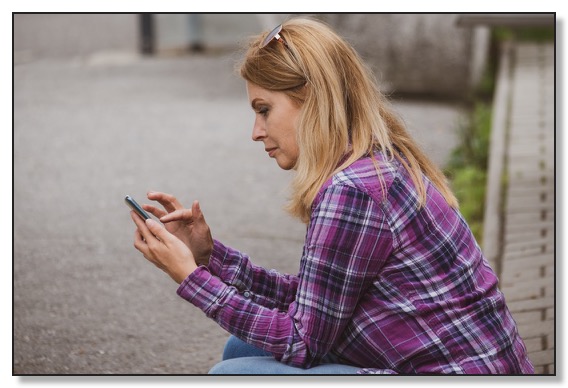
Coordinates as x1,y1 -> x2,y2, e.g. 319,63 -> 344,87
265,147 -> 277,157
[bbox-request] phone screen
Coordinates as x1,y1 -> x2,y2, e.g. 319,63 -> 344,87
125,195 -> 151,220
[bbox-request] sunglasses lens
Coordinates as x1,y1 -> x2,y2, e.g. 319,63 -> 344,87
261,24 -> 283,48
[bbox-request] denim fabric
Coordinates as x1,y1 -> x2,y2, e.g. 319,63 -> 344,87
209,336 -> 361,375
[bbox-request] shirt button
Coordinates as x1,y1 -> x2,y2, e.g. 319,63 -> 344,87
243,291 -> 251,299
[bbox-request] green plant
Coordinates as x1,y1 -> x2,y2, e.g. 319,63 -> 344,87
445,102 -> 492,245
494,26 -> 555,43
451,166 -> 487,242
446,102 -> 491,172
444,21 -> 553,245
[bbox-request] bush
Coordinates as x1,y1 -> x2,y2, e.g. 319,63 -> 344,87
447,103 -> 491,172
445,102 -> 492,245
444,23 -> 553,245
451,166 -> 487,241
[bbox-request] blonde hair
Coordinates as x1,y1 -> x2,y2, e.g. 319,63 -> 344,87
239,17 -> 458,223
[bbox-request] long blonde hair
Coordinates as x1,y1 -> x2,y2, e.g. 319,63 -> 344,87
239,17 -> 458,223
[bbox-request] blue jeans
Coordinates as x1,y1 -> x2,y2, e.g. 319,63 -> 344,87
209,336 -> 361,374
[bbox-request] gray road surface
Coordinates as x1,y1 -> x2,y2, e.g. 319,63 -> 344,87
13,51 -> 463,374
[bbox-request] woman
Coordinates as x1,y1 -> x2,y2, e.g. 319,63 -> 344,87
130,17 -> 534,374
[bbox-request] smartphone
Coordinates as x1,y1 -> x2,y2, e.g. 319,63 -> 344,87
125,195 -> 151,220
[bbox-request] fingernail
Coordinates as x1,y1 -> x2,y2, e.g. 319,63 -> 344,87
145,219 -> 155,227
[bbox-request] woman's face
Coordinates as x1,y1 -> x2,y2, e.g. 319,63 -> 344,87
246,81 -> 301,170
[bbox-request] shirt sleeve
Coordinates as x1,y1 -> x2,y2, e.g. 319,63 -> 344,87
206,239 -> 299,310
177,183 -> 393,368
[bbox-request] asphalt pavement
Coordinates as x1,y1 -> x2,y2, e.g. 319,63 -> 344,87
13,49 -> 464,374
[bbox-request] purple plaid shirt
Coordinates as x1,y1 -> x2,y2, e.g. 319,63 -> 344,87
177,152 -> 534,374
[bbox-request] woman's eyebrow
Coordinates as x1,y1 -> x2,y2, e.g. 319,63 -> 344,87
250,98 -> 265,110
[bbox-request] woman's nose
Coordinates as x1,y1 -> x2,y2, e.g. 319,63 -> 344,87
251,119 -> 266,142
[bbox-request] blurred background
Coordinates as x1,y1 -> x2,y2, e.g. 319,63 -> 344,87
13,13 -> 555,374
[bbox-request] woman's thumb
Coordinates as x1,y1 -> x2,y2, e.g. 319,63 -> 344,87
146,219 -> 167,240
192,200 -> 204,221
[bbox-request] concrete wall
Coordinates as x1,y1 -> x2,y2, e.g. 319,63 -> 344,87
13,14 -> 489,98
13,14 -> 139,61
153,14 -> 275,51
13,14 -> 280,61
323,14 -> 490,98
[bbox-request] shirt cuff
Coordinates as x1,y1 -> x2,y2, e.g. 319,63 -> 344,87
176,265 -> 235,319
205,239 -> 248,289
206,239 -> 229,277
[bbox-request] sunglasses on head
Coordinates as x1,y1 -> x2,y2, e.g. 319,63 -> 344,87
260,24 -> 289,49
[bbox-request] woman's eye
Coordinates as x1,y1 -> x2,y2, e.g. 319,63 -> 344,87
258,107 -> 269,116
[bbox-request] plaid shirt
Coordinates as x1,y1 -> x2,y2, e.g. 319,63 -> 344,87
177,152 -> 534,374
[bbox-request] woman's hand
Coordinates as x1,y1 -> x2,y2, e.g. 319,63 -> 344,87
142,192 -> 213,266
131,211 -> 197,284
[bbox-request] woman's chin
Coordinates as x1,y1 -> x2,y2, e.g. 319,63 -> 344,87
274,156 -> 295,170
276,160 -> 297,171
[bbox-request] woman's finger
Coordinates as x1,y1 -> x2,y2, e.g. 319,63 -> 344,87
160,208 -> 193,223
147,191 -> 183,213
133,228 -> 163,269
145,219 -> 172,245
143,204 -> 168,219
133,228 -> 146,250
130,211 -> 157,244
192,200 -> 205,222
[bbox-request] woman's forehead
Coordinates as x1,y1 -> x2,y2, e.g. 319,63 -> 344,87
246,82 -> 276,101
